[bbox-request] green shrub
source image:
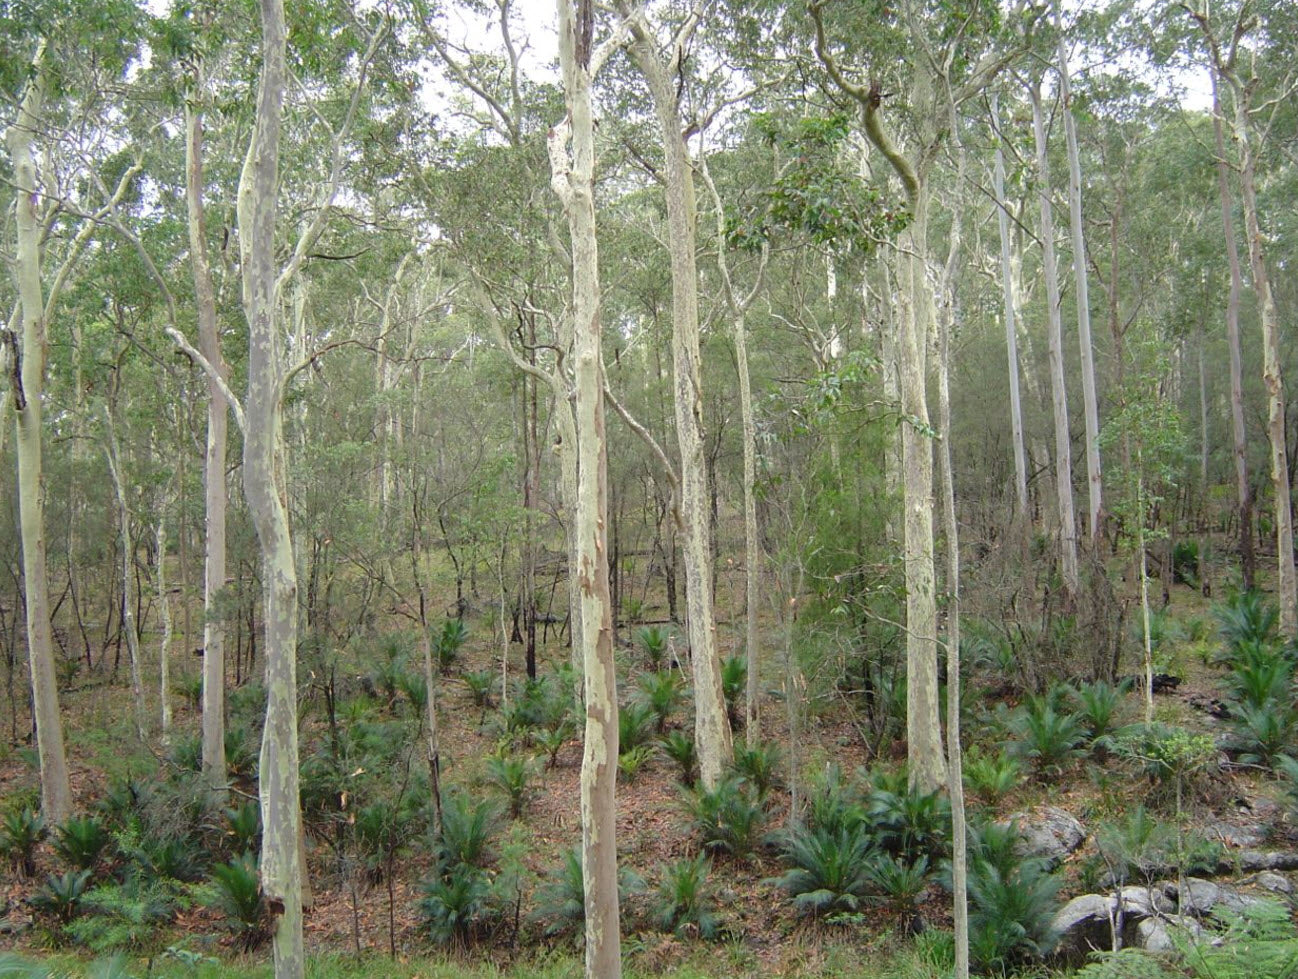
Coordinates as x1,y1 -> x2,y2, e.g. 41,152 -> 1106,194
659,730 -> 697,787
1224,643 -> 1293,710
485,754 -> 534,818
720,656 -> 747,729
66,877 -> 179,955
168,735 -> 202,774
224,726 -> 258,778
636,625 -> 668,670
680,775 -> 764,859
653,854 -> 718,938
224,801 -> 261,855
1010,695 -> 1086,773
434,618 -> 470,674
532,846 -> 645,938
1094,806 -> 1174,885
1180,899 -> 1298,978
133,833 -> 206,884
1214,590 -> 1279,652
175,674 -> 203,711
397,671 -> 428,716
353,799 -> 408,883
617,744 -> 655,782
637,670 -> 684,732
804,766 -> 865,837
436,791 -> 499,872
207,852 -> 269,950
53,816 -> 111,872
866,852 -> 929,933
966,819 -> 1061,973
1230,701 -> 1297,767
419,864 -> 495,946
1073,678 -> 1132,744
1,807 -> 46,878
732,741 -> 782,800
775,823 -> 875,916
461,669 -> 495,711
30,869 -> 92,925
962,746 -> 1020,805
534,721 -> 575,771
866,775 -> 951,863
617,701 -> 657,755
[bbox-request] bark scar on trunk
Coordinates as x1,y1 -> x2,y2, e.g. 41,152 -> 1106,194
2,329 -> 24,409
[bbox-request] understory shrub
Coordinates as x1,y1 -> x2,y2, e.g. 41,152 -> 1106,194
659,730 -> 697,787
53,816 -> 111,872
775,823 -> 875,916
206,852 -> 269,950
653,854 -> 718,939
1,808 -> 46,878
965,820 -> 1062,973
680,775 -> 764,859
732,741 -> 782,800
419,863 -> 496,946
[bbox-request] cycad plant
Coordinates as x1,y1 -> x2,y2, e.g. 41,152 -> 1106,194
866,853 -> 930,934
223,801 -> 261,856
486,754 -> 534,818
1010,695 -> 1086,774
732,741 -> 782,800
532,846 -> 644,938
637,670 -> 684,732
962,746 -> 1020,806
207,852 -> 269,950
436,791 -> 499,872
52,816 -> 111,872
1,808 -> 46,878
659,730 -> 697,787
775,823 -> 875,916
1214,590 -> 1280,653
653,854 -> 718,938
30,869 -> 92,926
720,656 -> 747,729
680,775 -> 765,859
434,618 -> 470,674
618,701 -> 657,755
1072,678 -> 1132,746
965,820 -> 1062,973
636,625 -> 668,670
419,863 -> 495,946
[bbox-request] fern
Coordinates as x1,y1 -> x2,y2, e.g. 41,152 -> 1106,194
1074,947 -> 1177,979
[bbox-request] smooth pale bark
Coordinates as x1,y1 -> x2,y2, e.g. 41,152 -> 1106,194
811,2 -> 948,793
156,511 -> 174,744
186,81 -> 231,802
1193,6 -> 1295,633
937,115 -> 970,979
7,50 -> 73,823
1230,93 -> 1295,633
1210,73 -> 1254,591
553,2 -> 621,974
1055,0 -> 1102,543
699,157 -> 767,746
991,94 -> 1029,520
1030,79 -> 1080,601
239,1 -> 303,975
624,8 -> 733,790
104,417 -> 148,742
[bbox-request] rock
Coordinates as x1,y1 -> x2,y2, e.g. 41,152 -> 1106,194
1053,894 -> 1118,962
1214,884 -> 1266,916
1118,885 -> 1174,916
1249,871 -> 1293,895
1235,850 -> 1298,872
1135,914 -> 1202,952
1007,807 -> 1086,870
1205,820 -> 1269,848
1173,877 -> 1220,915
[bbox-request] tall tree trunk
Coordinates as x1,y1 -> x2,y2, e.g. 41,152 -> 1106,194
1030,78 -> 1080,601
157,511 -> 174,745
1226,80 -> 1295,631
553,2 -> 621,974
625,11 -> 733,790
6,48 -> 73,823
105,416 -> 148,743
186,73 -> 231,803
1210,74 -> 1254,590
1055,0 -> 1102,543
240,1 -> 304,974
991,93 -> 1029,522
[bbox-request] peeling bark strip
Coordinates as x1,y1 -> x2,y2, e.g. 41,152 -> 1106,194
2,329 -> 25,409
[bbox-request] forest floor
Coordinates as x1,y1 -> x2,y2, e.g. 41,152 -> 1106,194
3,552 -> 1298,977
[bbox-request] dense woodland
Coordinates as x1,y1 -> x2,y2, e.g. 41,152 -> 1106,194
2,0 -> 1298,977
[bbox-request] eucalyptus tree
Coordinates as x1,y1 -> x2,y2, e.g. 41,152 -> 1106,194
1184,0 -> 1298,634
618,0 -> 734,789
810,0 -> 1029,791
553,0 -> 625,972
1053,0 -> 1103,544
1027,73 -> 1080,601
2,0 -> 146,822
